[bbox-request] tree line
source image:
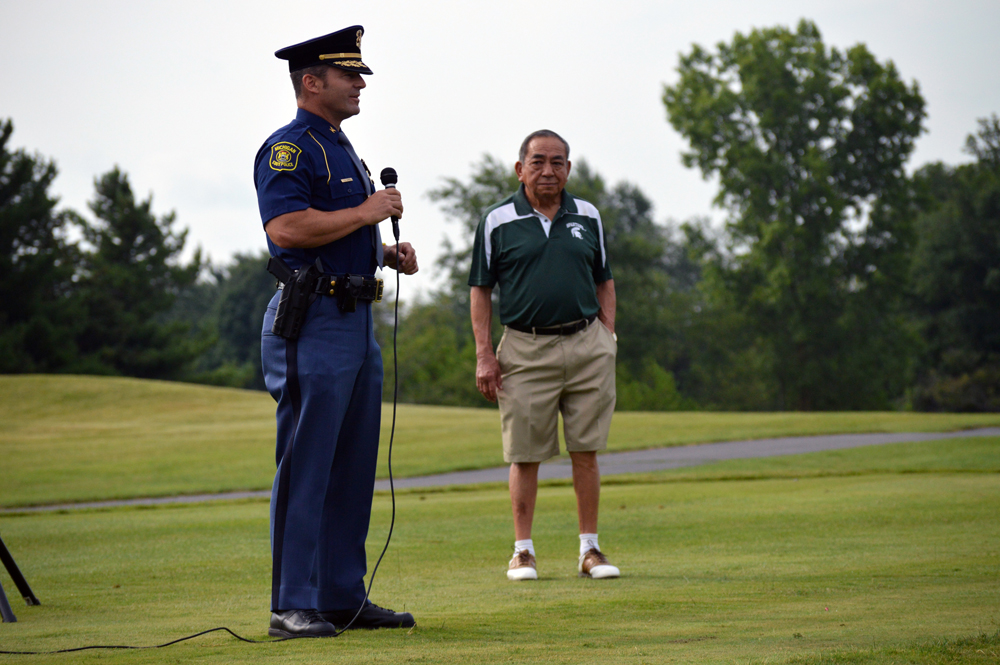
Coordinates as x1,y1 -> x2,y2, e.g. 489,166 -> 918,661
2,20 -> 997,411
0,118 -> 208,379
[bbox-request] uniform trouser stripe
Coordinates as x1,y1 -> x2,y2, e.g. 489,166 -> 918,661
270,338 -> 300,611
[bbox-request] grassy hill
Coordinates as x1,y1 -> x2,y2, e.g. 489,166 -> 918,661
2,374 -> 999,508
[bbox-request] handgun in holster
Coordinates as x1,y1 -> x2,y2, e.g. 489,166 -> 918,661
267,256 -> 322,340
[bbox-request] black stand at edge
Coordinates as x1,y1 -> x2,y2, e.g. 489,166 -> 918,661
0,534 -> 40,623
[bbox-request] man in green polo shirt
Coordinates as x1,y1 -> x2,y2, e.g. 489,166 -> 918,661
469,129 -> 620,581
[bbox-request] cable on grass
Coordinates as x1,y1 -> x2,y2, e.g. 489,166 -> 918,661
0,627 -> 299,654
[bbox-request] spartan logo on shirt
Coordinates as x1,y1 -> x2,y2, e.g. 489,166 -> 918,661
269,142 -> 301,172
566,222 -> 586,239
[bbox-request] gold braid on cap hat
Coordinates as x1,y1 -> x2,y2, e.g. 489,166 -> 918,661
319,52 -> 363,60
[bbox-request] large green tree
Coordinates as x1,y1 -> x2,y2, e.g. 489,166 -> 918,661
423,155 -> 696,410
74,168 -> 209,378
663,19 -> 926,409
909,115 -> 1000,411
0,119 -> 82,372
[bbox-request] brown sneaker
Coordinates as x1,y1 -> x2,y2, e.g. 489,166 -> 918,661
507,549 -> 538,580
578,548 -> 620,579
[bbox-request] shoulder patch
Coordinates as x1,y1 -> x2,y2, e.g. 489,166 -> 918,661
269,142 -> 302,172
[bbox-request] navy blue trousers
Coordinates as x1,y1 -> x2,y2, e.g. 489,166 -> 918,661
261,291 -> 383,612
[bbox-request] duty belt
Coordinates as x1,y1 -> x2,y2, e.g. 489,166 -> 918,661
506,314 -> 597,335
278,274 -> 383,302
320,274 -> 383,304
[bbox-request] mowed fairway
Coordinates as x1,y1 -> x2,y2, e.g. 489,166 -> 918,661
0,376 -> 998,662
0,438 -> 998,663
2,375 -> 1000,507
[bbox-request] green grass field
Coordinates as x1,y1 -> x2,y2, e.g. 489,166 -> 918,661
1,437 -> 998,663
2,375 -> 999,508
0,375 -> 998,662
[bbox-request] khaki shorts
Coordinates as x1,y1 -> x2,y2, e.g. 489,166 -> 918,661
496,319 -> 617,463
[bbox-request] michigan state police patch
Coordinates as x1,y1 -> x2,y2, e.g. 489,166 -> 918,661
269,142 -> 301,171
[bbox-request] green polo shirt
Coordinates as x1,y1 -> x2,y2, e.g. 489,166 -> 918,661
469,185 -> 613,328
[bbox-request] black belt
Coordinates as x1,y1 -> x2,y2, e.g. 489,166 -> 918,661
319,274 -> 383,303
507,314 -> 597,335
279,274 -> 383,303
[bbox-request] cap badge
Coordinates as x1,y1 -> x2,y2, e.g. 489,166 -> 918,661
356,30 -> 362,48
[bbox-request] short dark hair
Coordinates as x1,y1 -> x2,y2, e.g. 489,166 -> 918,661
519,130 -> 570,163
291,64 -> 331,98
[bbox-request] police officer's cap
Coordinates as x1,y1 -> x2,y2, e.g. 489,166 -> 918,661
275,26 -> 373,75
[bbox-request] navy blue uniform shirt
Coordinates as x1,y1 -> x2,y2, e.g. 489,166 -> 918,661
254,108 -> 378,275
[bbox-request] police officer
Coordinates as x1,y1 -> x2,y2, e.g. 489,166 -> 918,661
255,26 -> 418,638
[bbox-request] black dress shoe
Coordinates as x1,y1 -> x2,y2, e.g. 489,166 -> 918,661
268,609 -> 338,638
321,601 -> 415,630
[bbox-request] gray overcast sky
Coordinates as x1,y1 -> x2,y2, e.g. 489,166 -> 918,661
2,0 -> 998,298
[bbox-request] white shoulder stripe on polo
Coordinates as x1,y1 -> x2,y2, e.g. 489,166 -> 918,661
482,202 -> 522,270
573,198 -> 608,267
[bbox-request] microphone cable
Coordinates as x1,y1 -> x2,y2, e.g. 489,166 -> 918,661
0,229 -> 406,654
328,221 -> 403,636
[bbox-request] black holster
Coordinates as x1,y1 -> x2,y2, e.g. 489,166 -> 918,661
267,257 -> 322,340
266,257 -> 384,337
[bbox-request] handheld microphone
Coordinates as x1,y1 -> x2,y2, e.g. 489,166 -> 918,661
379,167 -> 400,242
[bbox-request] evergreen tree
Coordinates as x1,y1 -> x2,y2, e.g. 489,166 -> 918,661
0,119 -> 82,372
75,167 -> 209,378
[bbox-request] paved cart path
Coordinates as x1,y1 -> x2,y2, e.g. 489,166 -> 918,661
5,428 -> 999,514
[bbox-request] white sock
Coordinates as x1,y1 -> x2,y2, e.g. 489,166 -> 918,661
514,539 -> 535,556
580,533 -> 599,556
